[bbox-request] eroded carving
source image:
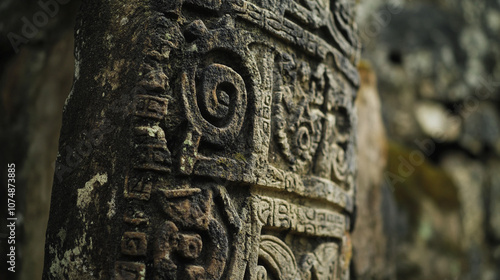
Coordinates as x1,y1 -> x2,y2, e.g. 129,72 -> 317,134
258,235 -> 300,279
124,206 -> 149,226
114,0 -> 360,279
114,261 -> 146,280
254,196 -> 345,238
272,57 -> 324,173
256,235 -> 343,280
302,242 -> 339,280
134,95 -> 169,120
125,176 -> 153,200
153,188 -> 229,280
121,232 -> 148,256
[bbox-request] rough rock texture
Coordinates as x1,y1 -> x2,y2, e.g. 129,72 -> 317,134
43,0 -> 361,279
356,0 -> 500,279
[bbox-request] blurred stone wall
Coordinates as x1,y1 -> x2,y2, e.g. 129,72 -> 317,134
353,62 -> 396,279
354,0 -> 500,279
0,1 -> 80,279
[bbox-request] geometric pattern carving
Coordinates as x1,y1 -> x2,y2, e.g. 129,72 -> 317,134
116,0 -> 360,279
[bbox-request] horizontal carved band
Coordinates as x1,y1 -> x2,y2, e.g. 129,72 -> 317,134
254,196 -> 346,238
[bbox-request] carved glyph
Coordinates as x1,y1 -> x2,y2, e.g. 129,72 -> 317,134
114,0 -> 360,279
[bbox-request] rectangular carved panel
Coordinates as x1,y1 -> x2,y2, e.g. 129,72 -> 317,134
117,0 -> 360,279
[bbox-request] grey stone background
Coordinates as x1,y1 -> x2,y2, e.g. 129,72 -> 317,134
354,0 -> 500,279
0,0 -> 499,279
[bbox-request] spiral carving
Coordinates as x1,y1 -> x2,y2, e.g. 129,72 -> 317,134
198,64 -> 246,129
183,63 -> 248,146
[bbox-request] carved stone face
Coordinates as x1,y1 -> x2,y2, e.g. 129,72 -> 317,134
115,0 -> 360,279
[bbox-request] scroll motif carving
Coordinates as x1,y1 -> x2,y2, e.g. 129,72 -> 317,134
258,235 -> 300,279
182,62 -> 248,146
114,0 -> 359,279
176,22 -> 260,179
256,235 -> 343,280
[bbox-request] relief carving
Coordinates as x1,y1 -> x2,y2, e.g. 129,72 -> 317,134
258,235 -> 300,279
272,56 -> 324,173
253,196 -> 345,238
121,232 -> 148,256
153,188 -> 231,280
114,261 -> 146,280
112,0 -> 360,279
256,235 -> 343,280
44,0 -> 358,277
134,95 -> 169,120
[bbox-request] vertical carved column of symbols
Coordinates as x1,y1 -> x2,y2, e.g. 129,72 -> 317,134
114,11 -> 174,279
248,47 -> 275,183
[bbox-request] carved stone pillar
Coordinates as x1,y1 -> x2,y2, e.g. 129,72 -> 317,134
43,0 -> 360,279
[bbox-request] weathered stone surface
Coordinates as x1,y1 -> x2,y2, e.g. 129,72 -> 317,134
43,0 -> 360,279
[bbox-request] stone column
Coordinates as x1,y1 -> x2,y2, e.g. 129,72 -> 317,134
43,0 -> 361,279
